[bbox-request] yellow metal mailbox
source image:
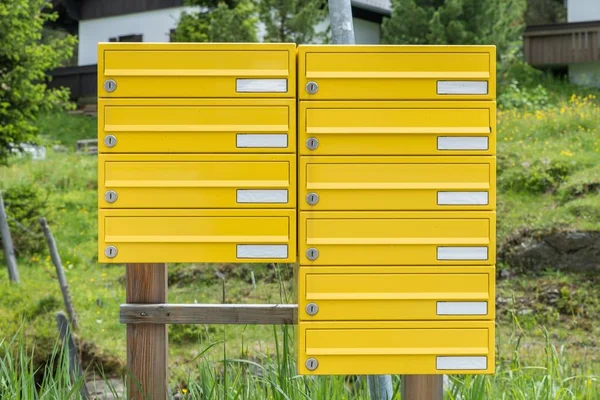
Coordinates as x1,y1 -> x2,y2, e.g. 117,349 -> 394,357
298,45 -> 496,101
299,156 -> 495,211
98,99 -> 296,154
298,321 -> 495,375
98,209 -> 296,264
299,266 -> 495,321
299,101 -> 496,156
299,211 -> 496,266
98,43 -> 296,98
99,154 -> 296,209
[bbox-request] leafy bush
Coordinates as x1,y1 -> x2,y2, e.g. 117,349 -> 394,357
0,0 -> 76,164
498,80 -> 550,110
2,184 -> 53,255
498,156 -> 576,194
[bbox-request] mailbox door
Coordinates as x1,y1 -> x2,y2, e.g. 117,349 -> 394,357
300,101 -> 495,156
99,99 -> 296,154
298,321 -> 495,375
99,154 -> 296,209
299,211 -> 495,265
98,43 -> 296,98
300,156 -> 495,211
298,45 -> 495,100
99,209 -> 296,263
299,266 -> 495,321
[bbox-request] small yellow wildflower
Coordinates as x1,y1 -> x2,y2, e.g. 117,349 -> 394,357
560,150 -> 573,157
182,388 -> 188,394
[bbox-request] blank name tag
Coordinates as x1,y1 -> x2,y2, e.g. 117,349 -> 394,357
437,247 -> 488,260
436,302 -> 488,315
437,192 -> 489,205
437,81 -> 488,95
236,134 -> 288,148
436,356 -> 487,370
236,79 -> 288,93
236,245 -> 288,259
236,190 -> 288,204
437,137 -> 489,151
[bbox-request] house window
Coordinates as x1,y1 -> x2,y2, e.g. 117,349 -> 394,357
108,34 -> 143,42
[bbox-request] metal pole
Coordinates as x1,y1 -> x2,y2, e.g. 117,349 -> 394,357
40,217 -> 79,330
56,311 -> 90,399
327,0 -> 355,44
368,375 -> 393,400
0,191 -> 19,283
326,1 -> 394,398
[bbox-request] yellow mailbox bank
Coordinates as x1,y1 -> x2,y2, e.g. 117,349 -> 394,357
297,45 -> 497,376
97,43 -> 297,264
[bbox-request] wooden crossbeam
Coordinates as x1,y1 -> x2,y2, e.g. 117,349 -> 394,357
120,304 -> 298,325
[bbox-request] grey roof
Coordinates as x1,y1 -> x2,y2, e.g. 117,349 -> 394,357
352,0 -> 392,15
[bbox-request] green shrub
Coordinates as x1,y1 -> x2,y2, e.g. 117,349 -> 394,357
558,165 -> 600,202
498,156 -> 576,194
498,80 -> 550,110
1,184 -> 53,255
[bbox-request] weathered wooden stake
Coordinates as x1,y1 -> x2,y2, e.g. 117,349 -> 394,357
0,191 -> 19,283
126,263 -> 168,400
401,375 -> 444,400
40,217 -> 78,330
56,311 -> 90,399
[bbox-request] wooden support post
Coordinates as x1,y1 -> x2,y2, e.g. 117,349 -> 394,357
41,218 -> 78,330
401,375 -> 444,400
0,191 -> 19,283
126,264 -> 168,400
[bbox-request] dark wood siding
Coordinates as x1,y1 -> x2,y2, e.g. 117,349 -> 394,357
524,20 -> 600,67
49,65 -> 98,100
81,0 -> 184,20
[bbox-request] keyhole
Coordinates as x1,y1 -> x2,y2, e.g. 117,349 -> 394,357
306,137 -> 319,150
305,81 -> 319,94
104,135 -> 117,148
104,79 -> 117,92
305,302 -> 319,316
306,192 -> 319,205
306,247 -> 319,261
105,190 -> 118,203
305,358 -> 319,371
105,245 -> 118,258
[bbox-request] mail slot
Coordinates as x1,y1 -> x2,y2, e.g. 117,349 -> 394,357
299,211 -> 495,265
300,156 -> 495,210
99,154 -> 295,209
98,209 -> 296,263
299,101 -> 496,156
298,321 -> 495,375
99,99 -> 295,153
298,45 -> 496,100
299,266 -> 495,321
98,43 -> 296,98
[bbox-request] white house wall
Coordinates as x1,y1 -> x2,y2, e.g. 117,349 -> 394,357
78,7 -> 383,66
568,0 -> 600,22
78,6 -> 196,65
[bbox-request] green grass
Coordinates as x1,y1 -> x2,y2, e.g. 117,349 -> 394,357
1,88 -> 600,397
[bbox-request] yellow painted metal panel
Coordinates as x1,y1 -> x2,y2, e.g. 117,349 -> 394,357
299,101 -> 496,156
98,99 -> 296,154
298,45 -> 496,100
299,266 -> 495,321
98,43 -> 296,98
299,211 -> 496,265
299,156 -> 495,211
98,209 -> 296,263
298,321 -> 495,375
99,154 -> 296,209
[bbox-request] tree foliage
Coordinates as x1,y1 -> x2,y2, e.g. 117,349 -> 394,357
382,0 -> 527,63
259,0 -> 327,44
172,0 -> 258,42
525,0 -> 566,25
0,0 -> 76,164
